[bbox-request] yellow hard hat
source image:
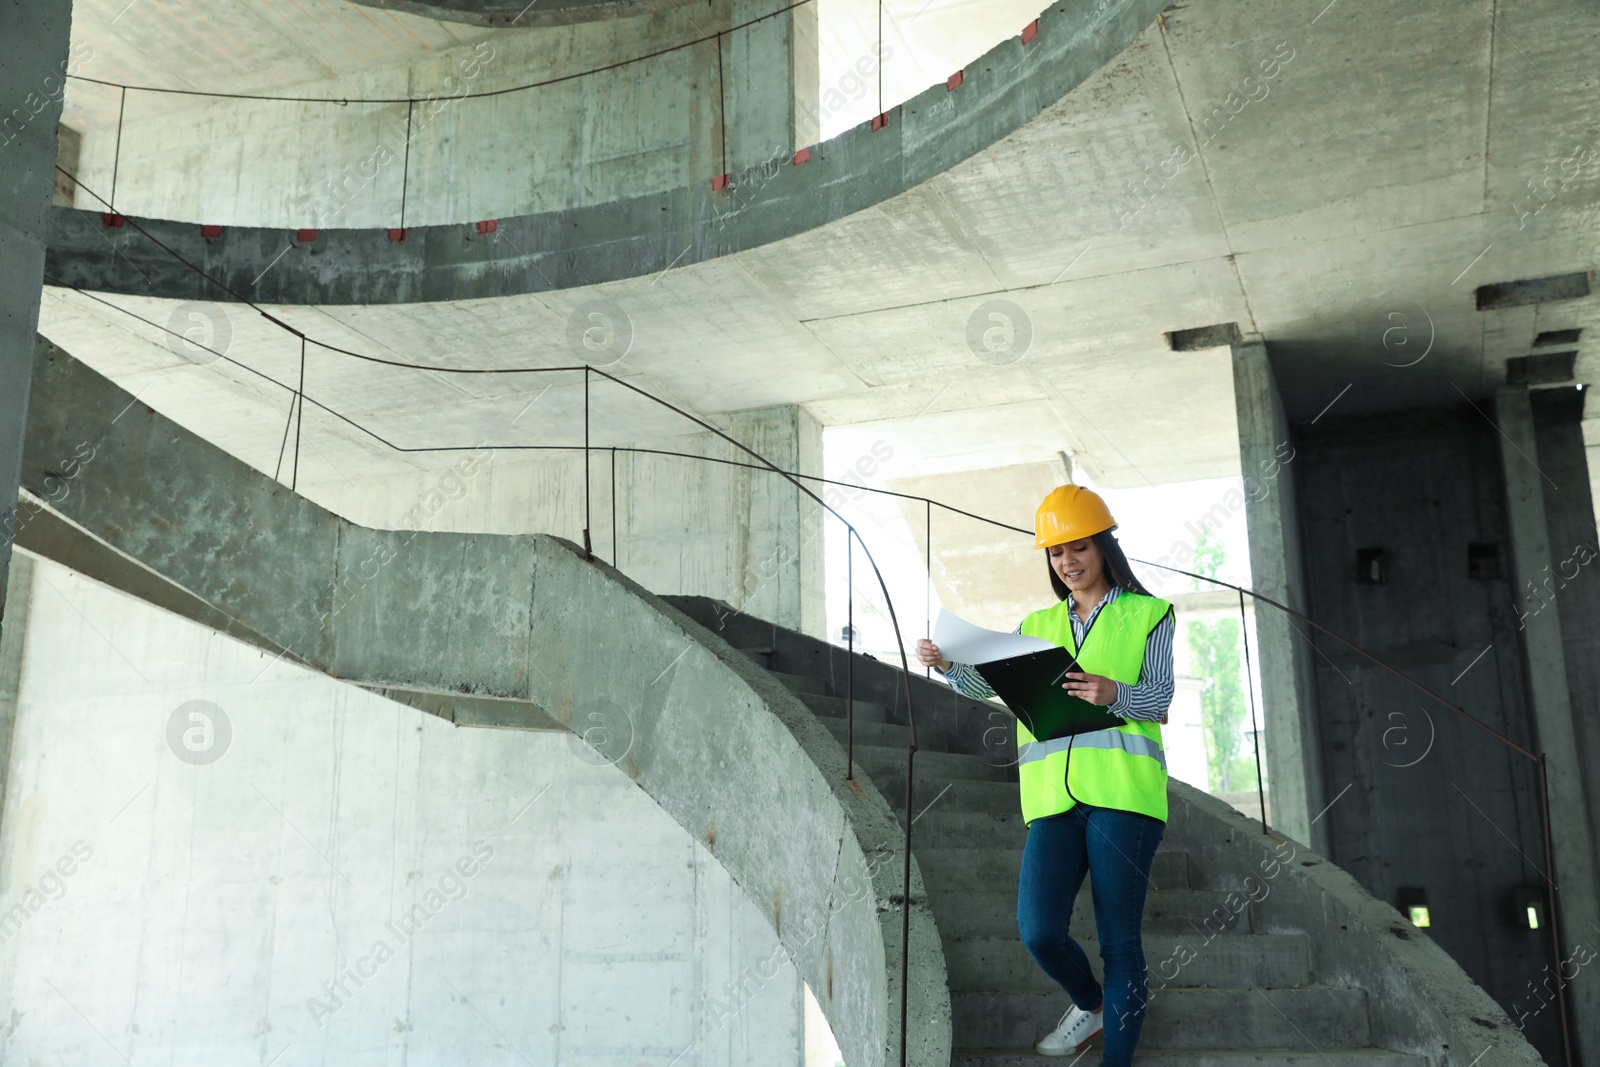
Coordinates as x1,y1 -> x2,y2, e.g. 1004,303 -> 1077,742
1035,484 -> 1116,548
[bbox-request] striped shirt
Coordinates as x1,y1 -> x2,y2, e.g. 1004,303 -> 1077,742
936,586 -> 1175,723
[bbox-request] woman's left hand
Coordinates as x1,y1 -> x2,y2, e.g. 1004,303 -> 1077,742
1061,671 -> 1118,706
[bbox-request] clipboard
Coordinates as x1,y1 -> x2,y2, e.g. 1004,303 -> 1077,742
975,646 -> 1125,742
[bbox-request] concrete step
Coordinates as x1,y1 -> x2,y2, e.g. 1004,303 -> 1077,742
952,986 -> 1373,1051
899,809 -> 1029,849
737,644 -> 776,667
917,848 -> 1191,894
791,690 -> 893,724
944,933 -> 1313,992
788,683 -> 988,755
870,774 -> 1019,815
847,742 -> 1014,783
769,669 -> 828,695
953,1049 -> 1425,1066
927,888 -> 1254,938
818,715 -> 960,755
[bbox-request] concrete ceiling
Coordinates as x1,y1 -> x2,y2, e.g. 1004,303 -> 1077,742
40,0 -> 1600,500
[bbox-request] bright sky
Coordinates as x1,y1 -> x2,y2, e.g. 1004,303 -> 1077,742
1096,476 -> 1254,598
815,0 -> 1053,139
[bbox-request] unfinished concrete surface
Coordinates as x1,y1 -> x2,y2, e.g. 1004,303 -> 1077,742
0,551 -> 810,1064
670,593 -> 1544,1066
11,0 -> 1600,1059
218,400 -> 829,639
0,0 -> 72,614
1230,337 -> 1322,853
48,0 -> 1161,238
16,336 -> 952,1065
1291,391 -> 1600,1064
55,0 -> 810,228
1165,785 -> 1545,1067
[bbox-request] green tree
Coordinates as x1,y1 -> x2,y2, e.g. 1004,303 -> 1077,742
1185,525 -> 1257,793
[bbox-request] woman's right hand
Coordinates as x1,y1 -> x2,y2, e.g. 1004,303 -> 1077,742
915,639 -> 950,672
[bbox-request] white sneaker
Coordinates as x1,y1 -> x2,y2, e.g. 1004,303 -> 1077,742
1035,1003 -> 1104,1056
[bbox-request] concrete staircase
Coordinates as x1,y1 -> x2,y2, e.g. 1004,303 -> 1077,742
18,338 -> 1539,1067
664,596 -> 1434,1066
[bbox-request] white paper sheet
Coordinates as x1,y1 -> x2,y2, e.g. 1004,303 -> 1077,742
931,608 -> 1054,665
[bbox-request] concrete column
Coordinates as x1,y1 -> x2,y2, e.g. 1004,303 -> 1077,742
0,1 -> 73,627
727,404 -> 824,638
1231,338 -> 1324,850
1496,385 -> 1600,1060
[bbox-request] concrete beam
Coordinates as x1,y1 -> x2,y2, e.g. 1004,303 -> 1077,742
0,0 -> 73,622
42,0 -> 1168,304
1495,384 -> 1600,1064
346,0 -> 681,26
12,499 -> 287,653
1231,338 -> 1324,850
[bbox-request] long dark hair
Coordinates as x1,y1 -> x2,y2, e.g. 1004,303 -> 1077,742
1046,529 -> 1154,601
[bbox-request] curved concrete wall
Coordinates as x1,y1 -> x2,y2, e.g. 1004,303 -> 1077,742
20,335 -> 949,1066
60,0 -> 800,232
45,0 -> 1167,303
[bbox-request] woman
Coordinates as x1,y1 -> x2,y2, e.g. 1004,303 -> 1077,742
916,484 -> 1175,1064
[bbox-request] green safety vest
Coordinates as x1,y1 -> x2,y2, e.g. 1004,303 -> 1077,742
1016,591 -> 1173,824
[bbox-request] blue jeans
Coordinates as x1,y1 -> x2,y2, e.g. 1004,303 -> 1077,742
1017,803 -> 1165,1067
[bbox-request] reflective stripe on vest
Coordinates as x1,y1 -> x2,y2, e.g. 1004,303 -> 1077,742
1017,728 -> 1167,771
